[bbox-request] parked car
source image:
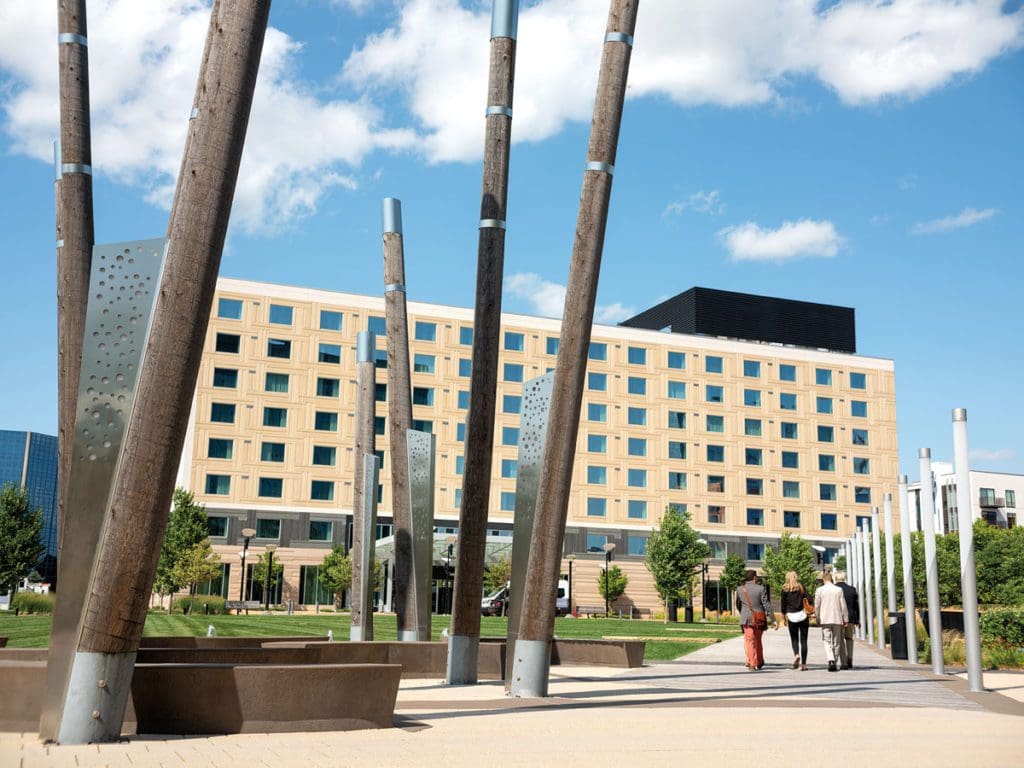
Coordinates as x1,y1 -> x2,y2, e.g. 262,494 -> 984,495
556,580 -> 569,616
481,584 -> 509,617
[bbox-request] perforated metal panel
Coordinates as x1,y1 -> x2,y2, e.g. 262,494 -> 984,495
353,453 -> 380,641
407,429 -> 436,639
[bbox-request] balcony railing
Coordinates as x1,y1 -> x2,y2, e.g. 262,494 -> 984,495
979,495 -> 1004,508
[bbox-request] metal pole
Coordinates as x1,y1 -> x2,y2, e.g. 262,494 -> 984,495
264,548 -> 275,611
568,558 -> 574,616
449,0 -> 522,685
884,493 -> 898,647
854,535 -> 865,640
872,506 -> 885,650
919,448 -> 945,674
898,474 -> 918,663
351,330 -> 377,642
848,536 -> 859,639
952,409 -> 984,691
861,526 -> 875,645
701,564 -> 707,620
510,0 -> 638,699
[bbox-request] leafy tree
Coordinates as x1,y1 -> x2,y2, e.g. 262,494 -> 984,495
320,546 -> 352,603
0,482 -> 45,593
252,551 -> 284,604
720,553 -> 747,594
484,555 -> 512,594
834,555 -> 847,572
155,488 -> 213,601
974,522 -> 1024,605
597,565 -> 628,603
172,540 -> 221,598
763,532 -> 816,596
644,507 -> 710,603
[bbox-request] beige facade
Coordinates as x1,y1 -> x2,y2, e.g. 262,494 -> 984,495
180,278 -> 898,612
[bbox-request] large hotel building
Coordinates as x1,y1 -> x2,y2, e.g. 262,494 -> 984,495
179,279 -> 898,614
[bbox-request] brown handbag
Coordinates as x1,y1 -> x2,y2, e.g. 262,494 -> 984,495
742,585 -> 768,630
802,589 -> 815,619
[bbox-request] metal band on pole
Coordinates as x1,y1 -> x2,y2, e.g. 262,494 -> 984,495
61,163 -> 92,176
585,161 -> 615,175
952,409 -> 984,691
383,283 -> 406,293
382,197 -> 403,235
604,31 -> 634,46
356,331 -> 376,364
490,0 -> 519,40
190,107 -> 199,120
58,32 -> 88,46
479,219 -> 507,230
486,106 -> 513,118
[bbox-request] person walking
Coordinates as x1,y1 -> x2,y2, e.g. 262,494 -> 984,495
835,570 -> 859,669
780,570 -> 811,671
736,569 -> 776,670
814,570 -> 849,672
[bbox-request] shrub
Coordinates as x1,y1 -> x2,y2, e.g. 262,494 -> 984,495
172,595 -> 228,615
980,608 -> 1024,647
983,643 -> 1024,670
11,590 -> 54,614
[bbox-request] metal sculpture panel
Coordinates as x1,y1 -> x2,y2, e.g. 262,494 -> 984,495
406,429 -> 436,641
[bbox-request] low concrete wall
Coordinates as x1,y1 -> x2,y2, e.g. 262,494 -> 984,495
0,661 -> 46,731
139,636 -> 327,649
131,663 -> 401,734
551,638 -> 645,668
0,648 -> 49,662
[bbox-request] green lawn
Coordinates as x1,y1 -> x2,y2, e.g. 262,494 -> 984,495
0,612 -> 737,661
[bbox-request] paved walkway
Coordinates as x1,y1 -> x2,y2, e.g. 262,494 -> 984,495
3,632 -> 1022,767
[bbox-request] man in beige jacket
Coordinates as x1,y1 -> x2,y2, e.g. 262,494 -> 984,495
813,571 -> 849,672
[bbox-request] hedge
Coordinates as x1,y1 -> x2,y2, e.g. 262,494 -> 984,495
172,595 -> 228,615
11,591 -> 55,614
980,608 -> 1024,647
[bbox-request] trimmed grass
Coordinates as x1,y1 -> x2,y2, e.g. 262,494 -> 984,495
0,612 -> 737,662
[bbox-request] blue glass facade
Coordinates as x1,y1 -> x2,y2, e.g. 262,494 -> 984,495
0,430 -> 58,583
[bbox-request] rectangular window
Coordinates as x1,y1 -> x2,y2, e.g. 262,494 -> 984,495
210,402 -> 235,423
850,372 -> 867,389
587,466 -> 607,484
208,438 -> 233,459
781,451 -> 798,469
260,442 -> 285,462
745,447 -> 763,466
780,392 -> 797,410
815,368 -> 832,386
503,363 -> 524,382
780,422 -> 798,439
818,454 -> 836,471
779,364 -> 796,382
667,381 -> 686,399
784,510 -> 801,528
501,459 -> 518,478
316,377 -> 339,397
667,351 -> 686,369
818,425 -> 834,443
743,360 -> 761,378
454,455 -> 464,475
852,428 -> 869,446
627,469 -> 647,488
256,517 -> 281,537
459,326 -> 473,345
820,483 -> 837,501
453,390 -> 468,409
705,355 -> 723,373
855,487 -> 872,504
668,441 -> 687,460
587,434 -> 607,453
458,358 -> 472,377
412,386 -> 434,406
586,533 -> 609,552
263,407 -> 287,428
747,508 -> 764,526
258,479 -> 283,499
627,346 -> 647,365
376,416 -> 387,436
412,419 -> 432,433
267,338 -> 291,359
207,516 -> 228,537
744,389 -> 761,407
628,536 -> 648,556
782,480 -> 800,499
710,540 -> 726,559
453,489 -> 462,509
668,411 -> 686,429
748,543 -> 765,561
588,372 -> 607,391
315,411 -> 338,431
1006,490 -> 1016,508
816,397 -> 833,414
269,304 -> 292,325
502,427 -> 519,446
853,457 -> 870,475
851,400 -> 868,418
708,475 -> 725,493
708,506 -> 725,524
746,478 -> 764,496
265,372 -> 289,393
587,403 -> 607,422
374,349 -> 387,369
706,415 -> 724,433
218,297 -> 243,319
856,515 -> 872,530
546,337 -> 559,355
821,513 -> 838,530
500,492 -> 516,512
627,500 -> 647,520
319,310 -> 342,331
627,437 -> 647,457
455,421 -> 465,441
706,385 -> 724,403
502,394 -> 521,414
215,333 -> 240,353
503,331 -> 524,351
627,407 -> 647,426
318,343 -> 341,364
213,368 -> 238,388
627,376 -> 647,395
367,315 -> 386,335
980,487 -> 996,505
205,474 -> 230,495
743,418 -> 762,437
308,520 -> 333,540
589,342 -> 607,361
707,444 -> 725,462
586,498 -> 607,517
413,354 -> 436,374
668,471 -> 687,490
312,446 -> 336,466
415,321 -> 437,342
310,481 -> 334,502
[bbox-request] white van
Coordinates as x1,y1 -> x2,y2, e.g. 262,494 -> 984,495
481,580 -> 571,617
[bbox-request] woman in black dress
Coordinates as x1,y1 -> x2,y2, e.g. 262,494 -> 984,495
780,570 -> 811,670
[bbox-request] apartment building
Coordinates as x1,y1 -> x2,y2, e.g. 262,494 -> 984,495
178,279 -> 898,612
908,462 -> 1021,533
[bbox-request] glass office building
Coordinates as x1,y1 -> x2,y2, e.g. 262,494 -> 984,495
0,430 -> 58,584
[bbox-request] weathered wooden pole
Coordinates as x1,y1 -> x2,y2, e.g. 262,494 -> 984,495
55,0 -> 95,566
350,330 -> 378,641
44,0 -> 271,742
447,0 -> 520,685
509,0 -> 638,698
381,198 -> 419,640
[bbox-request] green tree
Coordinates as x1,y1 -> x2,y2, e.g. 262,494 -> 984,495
720,553 -> 747,594
484,555 -> 512,594
644,507 -> 710,603
155,488 -> 213,603
252,551 -> 284,604
0,482 -> 45,594
974,522 -> 1024,605
763,532 -> 816,596
172,540 -> 221,599
834,554 -> 847,572
321,546 -> 352,604
597,565 -> 628,604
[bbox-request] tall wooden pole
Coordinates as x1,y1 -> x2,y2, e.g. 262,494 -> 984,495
447,0 -> 520,685
55,0 -> 95,571
509,0 -> 637,698
382,198 -> 418,640
350,330 -> 377,640
47,0 -> 271,742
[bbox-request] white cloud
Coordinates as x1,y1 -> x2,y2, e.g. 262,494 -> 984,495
898,174 -> 918,191
505,272 -> 634,323
718,219 -> 845,263
910,207 -> 997,235
663,190 -> 724,218
969,448 -> 1016,462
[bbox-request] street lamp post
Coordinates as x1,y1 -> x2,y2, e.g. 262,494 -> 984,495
602,542 -> 615,617
446,541 -> 455,615
263,544 -> 278,611
565,554 -> 575,617
238,527 -> 256,615
696,539 -> 709,621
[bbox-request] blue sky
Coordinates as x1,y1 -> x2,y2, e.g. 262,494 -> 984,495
0,0 -> 1021,480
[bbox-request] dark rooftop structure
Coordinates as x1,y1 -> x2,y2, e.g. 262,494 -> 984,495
620,287 -> 856,353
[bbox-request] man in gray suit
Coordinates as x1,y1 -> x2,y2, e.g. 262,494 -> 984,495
835,570 -> 859,669
814,570 -> 849,672
736,569 -> 776,670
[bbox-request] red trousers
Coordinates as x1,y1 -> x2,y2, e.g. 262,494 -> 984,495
743,625 -> 765,668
